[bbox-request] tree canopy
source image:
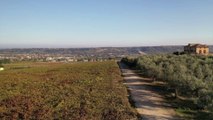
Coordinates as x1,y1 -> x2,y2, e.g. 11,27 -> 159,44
121,55 -> 213,111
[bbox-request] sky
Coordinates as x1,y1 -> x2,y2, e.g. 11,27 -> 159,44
0,0 -> 213,48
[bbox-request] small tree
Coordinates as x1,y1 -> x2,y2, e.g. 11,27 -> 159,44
195,65 -> 204,79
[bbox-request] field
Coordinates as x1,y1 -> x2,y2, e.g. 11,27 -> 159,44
0,61 -> 137,119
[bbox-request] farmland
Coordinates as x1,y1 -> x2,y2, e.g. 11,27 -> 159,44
0,61 -> 137,119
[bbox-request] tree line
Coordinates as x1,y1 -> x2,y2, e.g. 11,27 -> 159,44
0,59 -> 10,67
121,55 -> 213,111
0,59 -> 10,65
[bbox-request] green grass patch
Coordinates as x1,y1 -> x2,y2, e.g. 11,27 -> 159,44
170,98 -> 213,120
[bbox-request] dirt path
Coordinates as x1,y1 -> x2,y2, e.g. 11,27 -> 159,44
119,63 -> 179,120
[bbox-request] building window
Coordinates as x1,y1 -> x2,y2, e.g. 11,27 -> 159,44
204,50 -> 206,53
199,50 -> 202,54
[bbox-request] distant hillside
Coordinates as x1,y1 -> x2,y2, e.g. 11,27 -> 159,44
134,45 -> 213,54
0,45 -> 212,56
131,46 -> 184,54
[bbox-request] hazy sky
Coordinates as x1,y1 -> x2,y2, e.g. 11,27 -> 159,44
0,0 -> 213,48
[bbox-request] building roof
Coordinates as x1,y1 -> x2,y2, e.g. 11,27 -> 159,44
186,43 -> 208,48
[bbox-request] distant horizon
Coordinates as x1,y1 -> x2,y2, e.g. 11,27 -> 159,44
0,43 -> 212,49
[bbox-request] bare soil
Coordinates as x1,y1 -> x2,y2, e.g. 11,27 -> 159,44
119,63 -> 180,120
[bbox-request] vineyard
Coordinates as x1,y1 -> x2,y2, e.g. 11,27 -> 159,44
121,55 -> 213,119
0,61 -> 137,119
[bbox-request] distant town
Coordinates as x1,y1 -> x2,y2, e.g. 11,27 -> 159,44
0,45 -> 212,62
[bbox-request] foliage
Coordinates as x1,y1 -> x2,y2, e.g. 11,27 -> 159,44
0,59 -> 10,64
0,61 -> 137,119
121,55 -> 213,112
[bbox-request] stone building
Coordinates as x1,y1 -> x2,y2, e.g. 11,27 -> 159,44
184,43 -> 209,55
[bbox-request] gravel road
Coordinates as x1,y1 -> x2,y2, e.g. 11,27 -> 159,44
119,63 -> 179,120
